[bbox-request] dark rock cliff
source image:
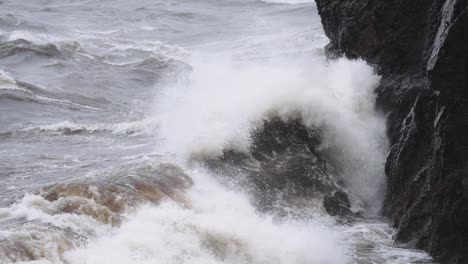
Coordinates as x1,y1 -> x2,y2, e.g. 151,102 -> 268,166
314,0 -> 468,263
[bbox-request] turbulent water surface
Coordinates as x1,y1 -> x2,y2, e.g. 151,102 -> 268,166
0,0 -> 436,263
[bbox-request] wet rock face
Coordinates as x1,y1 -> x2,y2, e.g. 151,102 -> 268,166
316,0 -> 444,73
315,0 -> 468,262
204,117 -> 352,218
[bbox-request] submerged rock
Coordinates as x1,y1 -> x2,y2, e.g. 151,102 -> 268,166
314,0 -> 468,262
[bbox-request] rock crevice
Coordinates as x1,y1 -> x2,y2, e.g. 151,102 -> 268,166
314,0 -> 468,263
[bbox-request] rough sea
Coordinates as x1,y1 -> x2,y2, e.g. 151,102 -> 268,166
0,0 -> 436,263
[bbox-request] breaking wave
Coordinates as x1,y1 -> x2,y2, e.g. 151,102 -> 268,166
156,54 -> 388,209
65,167 -> 347,264
0,162 -> 192,263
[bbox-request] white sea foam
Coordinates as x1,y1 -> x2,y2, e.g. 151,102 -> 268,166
0,69 -> 19,90
339,221 -> 433,263
91,40 -> 190,67
65,167 -> 347,264
155,53 -> 388,207
107,41 -> 189,60
0,194 -> 112,263
0,169 -> 431,264
0,194 -> 110,238
22,119 -> 159,136
7,30 -> 63,45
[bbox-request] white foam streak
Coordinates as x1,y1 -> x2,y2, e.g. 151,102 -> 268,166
7,30 -> 62,45
22,119 -> 159,136
0,69 -> 19,90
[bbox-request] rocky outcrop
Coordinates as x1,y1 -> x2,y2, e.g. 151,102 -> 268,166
314,0 -> 468,262
203,117 -> 353,217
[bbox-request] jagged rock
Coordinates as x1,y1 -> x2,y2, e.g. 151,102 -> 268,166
203,117 -> 352,217
323,190 -> 352,216
314,0 -> 468,262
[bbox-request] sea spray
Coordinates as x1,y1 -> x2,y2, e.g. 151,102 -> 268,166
155,53 -> 388,208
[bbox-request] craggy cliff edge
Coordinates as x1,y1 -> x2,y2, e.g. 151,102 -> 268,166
314,0 -> 468,263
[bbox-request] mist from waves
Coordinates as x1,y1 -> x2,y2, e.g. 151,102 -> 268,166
155,53 -> 388,210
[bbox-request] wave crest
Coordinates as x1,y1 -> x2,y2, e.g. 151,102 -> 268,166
155,55 -> 387,208
21,119 -> 159,136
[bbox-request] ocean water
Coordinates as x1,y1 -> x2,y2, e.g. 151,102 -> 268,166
0,0 -> 435,263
